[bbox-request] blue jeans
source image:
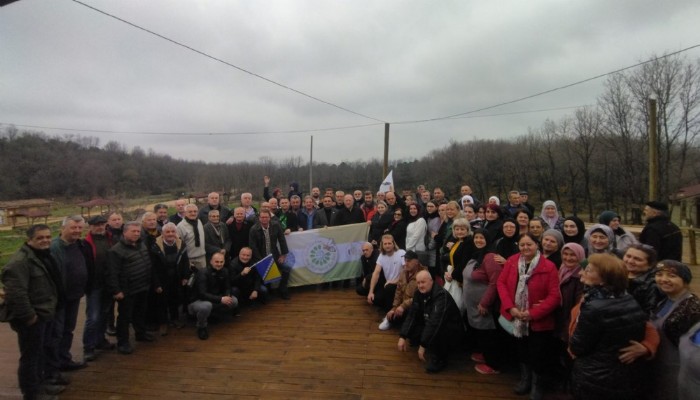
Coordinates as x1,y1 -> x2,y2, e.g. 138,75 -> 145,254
53,298 -> 81,366
82,288 -> 107,352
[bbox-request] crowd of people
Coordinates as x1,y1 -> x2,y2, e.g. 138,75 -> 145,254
355,185 -> 695,400
1,179 -> 697,400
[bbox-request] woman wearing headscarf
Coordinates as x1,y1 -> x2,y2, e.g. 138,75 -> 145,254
562,216 -> 587,249
493,218 -> 520,265
598,210 -> 637,254
497,233 -> 561,399
647,261 -> 700,400
554,242 -> 585,392
488,196 -> 501,206
463,229 -> 506,375
583,223 -> 621,258
540,200 -> 565,233
541,229 -> 564,269
405,203 -> 427,253
482,204 -> 504,243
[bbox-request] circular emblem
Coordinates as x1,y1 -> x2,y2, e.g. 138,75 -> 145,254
305,239 -> 339,274
285,251 -> 296,267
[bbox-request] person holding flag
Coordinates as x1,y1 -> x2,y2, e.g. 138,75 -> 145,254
249,210 -> 292,300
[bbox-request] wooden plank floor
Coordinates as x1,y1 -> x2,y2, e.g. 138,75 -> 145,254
0,286 -> 522,400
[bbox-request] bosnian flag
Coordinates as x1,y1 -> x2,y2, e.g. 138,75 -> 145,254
378,170 -> 394,193
253,254 -> 282,284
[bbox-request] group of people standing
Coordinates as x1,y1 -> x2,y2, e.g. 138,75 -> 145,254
359,185 -> 696,400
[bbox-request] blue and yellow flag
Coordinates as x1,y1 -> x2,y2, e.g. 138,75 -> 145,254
253,254 -> 282,284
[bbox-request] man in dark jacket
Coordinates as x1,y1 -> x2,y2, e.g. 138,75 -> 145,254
228,207 -> 252,257
107,221 -> 154,355
356,242 -> 379,296
188,252 -> 238,340
2,224 -> 65,398
313,196 -> 338,228
335,194 -> 366,226
640,201 -> 683,261
197,192 -> 232,225
398,270 -> 465,373
50,215 -> 92,371
250,210 -> 292,299
82,215 -> 116,362
229,247 -> 268,305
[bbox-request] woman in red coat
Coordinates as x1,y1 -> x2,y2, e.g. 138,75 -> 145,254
497,232 -> 561,400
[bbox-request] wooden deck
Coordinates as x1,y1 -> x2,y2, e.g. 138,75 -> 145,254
0,286 -> 522,400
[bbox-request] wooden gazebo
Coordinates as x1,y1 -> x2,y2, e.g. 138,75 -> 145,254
77,198 -> 116,218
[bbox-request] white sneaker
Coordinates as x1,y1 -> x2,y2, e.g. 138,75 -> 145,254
378,317 -> 391,330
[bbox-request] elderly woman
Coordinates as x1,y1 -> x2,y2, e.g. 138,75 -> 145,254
493,218 -> 519,265
568,253 -> 648,400
598,210 -> 637,254
442,218 -> 474,292
541,229 -> 564,268
623,243 -> 660,313
462,229 -> 505,375
540,200 -> 564,232
497,233 -> 561,399
649,261 -> 700,400
583,223 -> 621,257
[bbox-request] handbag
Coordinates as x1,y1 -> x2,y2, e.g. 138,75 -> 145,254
443,265 -> 464,313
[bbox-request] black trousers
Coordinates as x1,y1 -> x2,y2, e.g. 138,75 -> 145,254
116,291 -> 148,345
11,319 -> 51,397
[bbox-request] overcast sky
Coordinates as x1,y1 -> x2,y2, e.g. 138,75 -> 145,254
2,0 -> 699,164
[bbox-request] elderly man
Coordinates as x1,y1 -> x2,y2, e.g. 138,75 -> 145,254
379,250 -> 426,331
82,215 -> 116,362
203,209 -> 231,263
177,204 -> 207,270
356,242 -> 379,296
50,215 -> 92,371
152,222 -> 190,333
169,199 -> 187,225
229,247 -> 268,305
188,252 -> 238,340
432,187 -> 447,204
640,201 -> 683,261
334,191 -> 346,210
228,207 -> 252,257
2,224 -> 65,398
107,221 -> 154,355
140,211 -> 160,249
198,192 -> 231,225
297,196 -> 317,231
335,194 -> 365,226
398,270 -> 465,373
240,192 -> 258,222
249,210 -> 292,300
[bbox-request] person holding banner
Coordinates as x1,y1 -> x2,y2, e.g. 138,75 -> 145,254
229,247 -> 268,305
367,234 -> 405,312
249,210 -> 292,300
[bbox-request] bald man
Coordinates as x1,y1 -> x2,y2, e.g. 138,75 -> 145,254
397,270 -> 464,373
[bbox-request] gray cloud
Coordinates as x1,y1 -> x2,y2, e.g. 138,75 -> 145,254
1,0 -> 699,164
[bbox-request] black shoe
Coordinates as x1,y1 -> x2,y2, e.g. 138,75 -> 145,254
96,339 -> 115,350
425,357 -> 447,373
135,333 -> 155,342
83,349 -> 96,362
45,373 -> 70,386
117,343 -> 133,355
280,291 -> 291,300
42,384 -> 66,395
197,327 -> 209,340
60,360 -> 87,371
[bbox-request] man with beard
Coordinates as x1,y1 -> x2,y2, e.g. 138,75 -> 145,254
360,191 -> 377,222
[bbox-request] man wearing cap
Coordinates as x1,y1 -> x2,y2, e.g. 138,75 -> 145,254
640,201 -> 683,262
520,191 -> 535,216
378,250 -> 426,330
82,215 -> 116,361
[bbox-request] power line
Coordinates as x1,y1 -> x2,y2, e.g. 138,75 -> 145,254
391,43 -> 700,125
0,105 -> 589,136
69,0 -> 386,124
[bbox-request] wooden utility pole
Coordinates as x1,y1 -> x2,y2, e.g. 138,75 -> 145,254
383,123 -> 390,178
648,98 -> 658,201
309,135 -> 313,192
